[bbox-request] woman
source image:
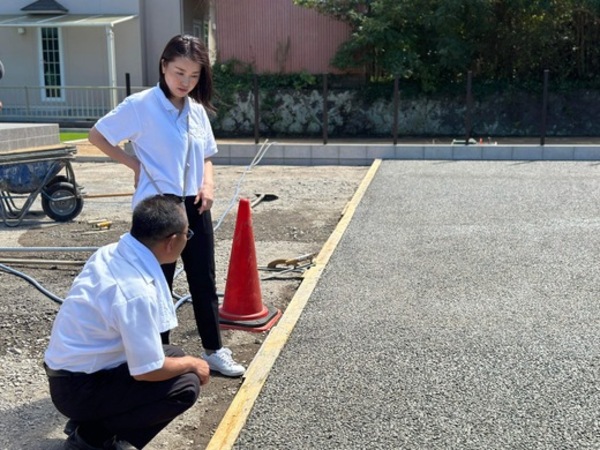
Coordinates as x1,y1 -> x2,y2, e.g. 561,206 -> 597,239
88,35 -> 244,377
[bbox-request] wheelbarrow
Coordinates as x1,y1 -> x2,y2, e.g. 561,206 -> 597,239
0,145 -> 84,227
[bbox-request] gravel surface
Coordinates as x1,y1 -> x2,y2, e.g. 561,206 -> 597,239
0,159 -> 367,449
235,160 -> 600,449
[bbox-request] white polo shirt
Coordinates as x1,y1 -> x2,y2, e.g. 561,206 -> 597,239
44,233 -> 177,376
95,85 -> 218,208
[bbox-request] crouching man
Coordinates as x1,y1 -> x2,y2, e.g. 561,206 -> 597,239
44,195 -> 210,450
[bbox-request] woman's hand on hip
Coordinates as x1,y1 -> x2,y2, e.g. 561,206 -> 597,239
195,183 -> 214,214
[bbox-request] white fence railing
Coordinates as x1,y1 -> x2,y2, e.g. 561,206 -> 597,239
0,85 -> 149,123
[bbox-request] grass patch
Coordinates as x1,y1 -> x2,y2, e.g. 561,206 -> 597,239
60,130 -> 89,142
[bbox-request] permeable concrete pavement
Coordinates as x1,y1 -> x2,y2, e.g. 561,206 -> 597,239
214,160 -> 600,449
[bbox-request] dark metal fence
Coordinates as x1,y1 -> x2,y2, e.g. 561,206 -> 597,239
0,71 -> 593,144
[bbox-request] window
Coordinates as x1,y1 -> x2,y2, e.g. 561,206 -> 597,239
193,19 -> 209,46
39,27 -> 63,100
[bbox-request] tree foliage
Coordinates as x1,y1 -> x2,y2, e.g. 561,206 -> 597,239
294,0 -> 600,91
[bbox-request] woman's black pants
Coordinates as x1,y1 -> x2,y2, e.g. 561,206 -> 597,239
161,199 -> 222,350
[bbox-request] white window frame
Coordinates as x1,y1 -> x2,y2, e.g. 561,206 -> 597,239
38,27 -> 65,102
193,19 -> 209,46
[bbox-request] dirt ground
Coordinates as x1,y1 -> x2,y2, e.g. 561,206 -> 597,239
0,143 -> 368,449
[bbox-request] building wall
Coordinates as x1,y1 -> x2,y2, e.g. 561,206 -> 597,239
140,0 -> 183,86
0,27 -> 38,86
61,27 -> 109,87
0,0 -> 351,90
0,1 -> 144,89
215,0 -> 350,74
114,19 -> 144,87
57,20 -> 143,87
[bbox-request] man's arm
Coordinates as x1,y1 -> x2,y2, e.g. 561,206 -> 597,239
133,355 -> 210,385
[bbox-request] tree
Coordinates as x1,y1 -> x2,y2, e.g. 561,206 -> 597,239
294,0 -> 600,91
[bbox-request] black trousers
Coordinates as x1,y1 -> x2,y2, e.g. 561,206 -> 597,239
47,345 -> 200,449
162,198 -> 222,350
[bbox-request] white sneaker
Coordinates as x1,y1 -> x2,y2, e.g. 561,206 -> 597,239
114,441 -> 138,450
201,347 -> 245,377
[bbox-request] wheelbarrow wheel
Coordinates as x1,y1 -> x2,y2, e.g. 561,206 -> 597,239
49,175 -> 82,189
41,181 -> 83,222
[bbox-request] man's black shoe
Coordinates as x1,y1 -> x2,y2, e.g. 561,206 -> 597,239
63,419 -> 79,436
63,428 -> 104,450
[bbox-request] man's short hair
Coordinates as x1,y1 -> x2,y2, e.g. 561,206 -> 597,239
131,195 -> 187,244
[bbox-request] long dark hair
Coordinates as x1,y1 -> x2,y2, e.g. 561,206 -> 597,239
158,34 -> 215,112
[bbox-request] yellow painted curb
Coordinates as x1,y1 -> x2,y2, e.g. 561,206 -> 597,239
205,159 -> 382,450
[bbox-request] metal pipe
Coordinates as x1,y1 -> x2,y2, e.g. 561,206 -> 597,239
125,72 -> 131,97
105,25 -> 118,109
465,70 -> 473,144
393,76 -> 399,145
0,246 -> 98,252
323,73 -> 329,145
541,69 -> 549,146
83,192 -> 133,198
254,74 -> 259,144
0,258 -> 84,265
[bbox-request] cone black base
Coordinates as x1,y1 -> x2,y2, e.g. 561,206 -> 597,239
219,305 -> 282,332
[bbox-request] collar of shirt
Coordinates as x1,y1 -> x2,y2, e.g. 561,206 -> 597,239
153,84 -> 190,120
116,233 -> 159,282
116,233 -> 178,332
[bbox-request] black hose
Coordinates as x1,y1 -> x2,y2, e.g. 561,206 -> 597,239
0,263 -> 64,305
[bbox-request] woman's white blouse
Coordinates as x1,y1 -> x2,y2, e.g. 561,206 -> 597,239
95,85 -> 218,208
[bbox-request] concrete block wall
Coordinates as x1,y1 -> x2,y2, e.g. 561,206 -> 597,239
212,142 -> 600,166
0,123 -> 60,153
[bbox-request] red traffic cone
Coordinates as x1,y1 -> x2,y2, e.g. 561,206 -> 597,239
219,198 -> 281,332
